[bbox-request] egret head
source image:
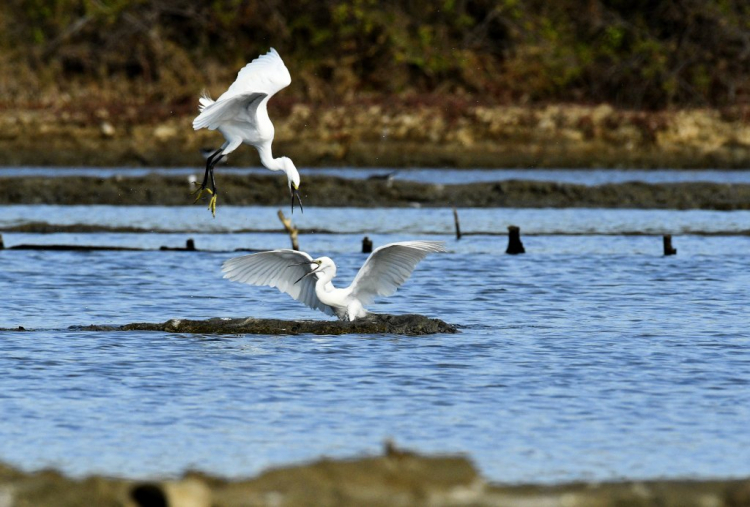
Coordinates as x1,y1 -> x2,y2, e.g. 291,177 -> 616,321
282,157 -> 303,214
293,257 -> 336,284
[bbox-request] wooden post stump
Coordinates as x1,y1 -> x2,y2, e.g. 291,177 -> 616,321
277,210 -> 299,251
362,236 -> 373,253
663,235 -> 677,255
506,225 -> 525,254
453,208 -> 462,240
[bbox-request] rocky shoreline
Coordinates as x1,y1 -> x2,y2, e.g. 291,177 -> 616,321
1,103 -> 750,169
2,172 -> 750,209
2,449 -> 749,507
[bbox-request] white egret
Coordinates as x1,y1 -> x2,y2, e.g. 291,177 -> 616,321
222,241 -> 446,321
193,48 -> 302,216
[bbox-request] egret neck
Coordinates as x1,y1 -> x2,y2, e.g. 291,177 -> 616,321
259,145 -> 302,213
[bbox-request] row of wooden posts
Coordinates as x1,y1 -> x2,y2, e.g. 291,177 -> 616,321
281,209 -> 676,257
0,210 -> 677,256
452,207 -> 676,255
276,210 -> 526,255
363,229 -> 677,255
362,228 -> 527,254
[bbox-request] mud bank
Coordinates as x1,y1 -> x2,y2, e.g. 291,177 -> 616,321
2,449 -> 750,507
2,104 -> 750,169
75,315 -> 457,336
2,173 -> 750,209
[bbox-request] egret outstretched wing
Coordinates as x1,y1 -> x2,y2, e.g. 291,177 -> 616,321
192,48 -> 291,131
220,48 -> 291,101
349,241 -> 445,305
222,250 -> 335,316
193,92 -> 267,131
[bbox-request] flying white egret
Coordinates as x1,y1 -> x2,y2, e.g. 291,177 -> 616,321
222,241 -> 446,321
192,48 -> 302,216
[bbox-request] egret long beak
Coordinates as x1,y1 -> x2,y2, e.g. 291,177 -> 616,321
294,264 -> 320,284
291,186 -> 304,214
287,260 -> 313,268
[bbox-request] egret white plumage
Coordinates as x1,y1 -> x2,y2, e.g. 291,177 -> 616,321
222,241 -> 446,321
193,48 -> 302,216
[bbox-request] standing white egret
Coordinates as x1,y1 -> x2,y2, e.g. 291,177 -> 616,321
192,48 -> 302,216
222,241 -> 446,321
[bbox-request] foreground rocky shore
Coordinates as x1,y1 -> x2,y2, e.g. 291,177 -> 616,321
1,103 -> 750,169
2,449 -> 749,507
2,172 -> 750,210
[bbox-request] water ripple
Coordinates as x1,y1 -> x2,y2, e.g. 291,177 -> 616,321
1,216 -> 749,484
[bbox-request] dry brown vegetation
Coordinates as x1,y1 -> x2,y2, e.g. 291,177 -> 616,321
2,1 -> 750,168
3,1 -> 750,110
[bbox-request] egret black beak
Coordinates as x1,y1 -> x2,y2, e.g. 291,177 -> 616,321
287,261 -> 311,267
292,260 -> 321,284
291,186 -> 303,214
294,264 -> 320,284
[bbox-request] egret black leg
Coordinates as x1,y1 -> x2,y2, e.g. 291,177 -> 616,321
193,148 -> 223,216
200,149 -> 222,190
209,163 -> 218,195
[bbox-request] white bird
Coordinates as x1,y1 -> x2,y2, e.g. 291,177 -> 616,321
192,48 -> 301,217
222,241 -> 446,321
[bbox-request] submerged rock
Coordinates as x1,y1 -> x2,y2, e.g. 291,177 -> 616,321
76,314 -> 457,336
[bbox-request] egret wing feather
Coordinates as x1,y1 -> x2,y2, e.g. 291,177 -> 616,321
193,92 -> 266,131
219,48 -> 291,101
222,250 -> 335,316
349,241 -> 446,306
198,91 -> 214,112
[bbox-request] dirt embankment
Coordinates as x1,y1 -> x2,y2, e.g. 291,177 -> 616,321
2,449 -> 750,507
2,172 -> 750,210
1,103 -> 750,169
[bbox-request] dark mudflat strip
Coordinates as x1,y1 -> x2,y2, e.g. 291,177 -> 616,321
0,238 -> 263,252
0,221 -> 336,234
2,174 -> 750,209
3,243 -> 235,252
7,244 -> 144,251
4,223 -> 750,236
74,314 -> 457,336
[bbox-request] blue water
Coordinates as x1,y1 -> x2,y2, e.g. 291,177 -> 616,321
2,204 -> 750,484
4,166 -> 750,185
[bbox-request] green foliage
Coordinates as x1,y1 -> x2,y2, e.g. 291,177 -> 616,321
3,0 -> 749,108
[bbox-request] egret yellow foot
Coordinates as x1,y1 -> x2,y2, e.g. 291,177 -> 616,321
191,184 -> 218,217
192,186 -> 213,203
191,182 -> 216,208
